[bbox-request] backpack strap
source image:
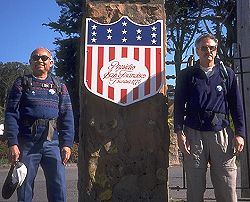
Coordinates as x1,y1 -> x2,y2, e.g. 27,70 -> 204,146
21,75 -> 33,92
219,61 -> 230,120
50,75 -> 62,94
21,74 -> 62,94
219,61 -> 229,93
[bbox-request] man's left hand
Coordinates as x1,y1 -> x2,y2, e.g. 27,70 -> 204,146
233,135 -> 244,155
61,146 -> 71,165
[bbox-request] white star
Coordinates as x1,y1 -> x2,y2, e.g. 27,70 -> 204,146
136,35 -> 142,40
151,39 -> 157,44
107,34 -> 112,40
136,29 -> 142,34
92,24 -> 97,30
122,21 -> 127,26
92,31 -> 97,36
122,29 -> 127,35
107,28 -> 112,33
91,38 -> 97,43
151,26 -> 157,31
122,37 -> 127,43
151,33 -> 157,38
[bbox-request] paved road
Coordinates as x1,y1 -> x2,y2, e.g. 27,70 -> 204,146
0,165 -> 78,202
0,165 -> 248,202
169,165 -> 248,202
169,165 -> 216,201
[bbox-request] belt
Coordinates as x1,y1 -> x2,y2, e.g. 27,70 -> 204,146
186,111 -> 226,119
23,118 -> 57,141
202,111 -> 226,119
186,110 -> 227,128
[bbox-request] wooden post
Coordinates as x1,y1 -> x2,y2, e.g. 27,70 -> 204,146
237,0 -> 250,198
78,1 -> 170,201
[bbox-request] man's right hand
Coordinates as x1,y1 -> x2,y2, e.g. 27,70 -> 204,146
176,130 -> 191,154
8,145 -> 20,164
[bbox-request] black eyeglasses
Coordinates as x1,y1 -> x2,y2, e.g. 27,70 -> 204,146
199,46 -> 217,52
31,55 -> 50,61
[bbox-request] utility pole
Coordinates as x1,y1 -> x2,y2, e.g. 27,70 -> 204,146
237,0 -> 250,198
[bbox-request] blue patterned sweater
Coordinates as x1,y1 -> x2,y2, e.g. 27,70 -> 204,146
5,74 -> 75,147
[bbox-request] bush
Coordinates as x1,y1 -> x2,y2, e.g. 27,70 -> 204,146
0,139 -> 9,165
69,143 -> 78,164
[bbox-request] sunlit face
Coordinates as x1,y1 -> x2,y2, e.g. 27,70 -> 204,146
29,48 -> 53,76
196,37 -> 217,65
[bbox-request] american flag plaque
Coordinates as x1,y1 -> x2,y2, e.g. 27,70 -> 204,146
84,16 -> 164,106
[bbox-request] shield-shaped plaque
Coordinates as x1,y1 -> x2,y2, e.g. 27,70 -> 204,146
84,16 -> 164,106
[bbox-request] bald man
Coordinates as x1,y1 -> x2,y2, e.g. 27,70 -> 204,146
4,48 -> 75,202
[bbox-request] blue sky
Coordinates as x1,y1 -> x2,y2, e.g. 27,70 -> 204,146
0,1 -> 61,64
0,1 -> 177,85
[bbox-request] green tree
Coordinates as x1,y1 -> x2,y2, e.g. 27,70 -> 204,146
165,0 -> 237,75
0,62 -> 31,121
45,0 -> 85,141
165,0 -> 203,75
202,0 -> 237,65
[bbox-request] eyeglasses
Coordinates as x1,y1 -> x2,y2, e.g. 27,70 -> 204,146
199,46 -> 217,52
31,55 -> 50,61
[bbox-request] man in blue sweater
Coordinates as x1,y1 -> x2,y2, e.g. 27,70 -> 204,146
4,47 -> 75,202
174,33 -> 245,202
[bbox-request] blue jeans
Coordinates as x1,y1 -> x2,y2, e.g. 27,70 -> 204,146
17,139 -> 66,202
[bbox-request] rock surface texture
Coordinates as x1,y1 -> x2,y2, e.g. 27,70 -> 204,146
78,1 -> 170,201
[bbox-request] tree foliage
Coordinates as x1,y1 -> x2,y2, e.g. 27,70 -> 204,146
45,0 -> 85,141
165,0 -> 237,74
0,62 -> 31,121
165,0 -> 203,75
202,0 -> 237,65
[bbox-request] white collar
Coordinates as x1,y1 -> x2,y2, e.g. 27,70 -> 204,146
200,65 -> 215,72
